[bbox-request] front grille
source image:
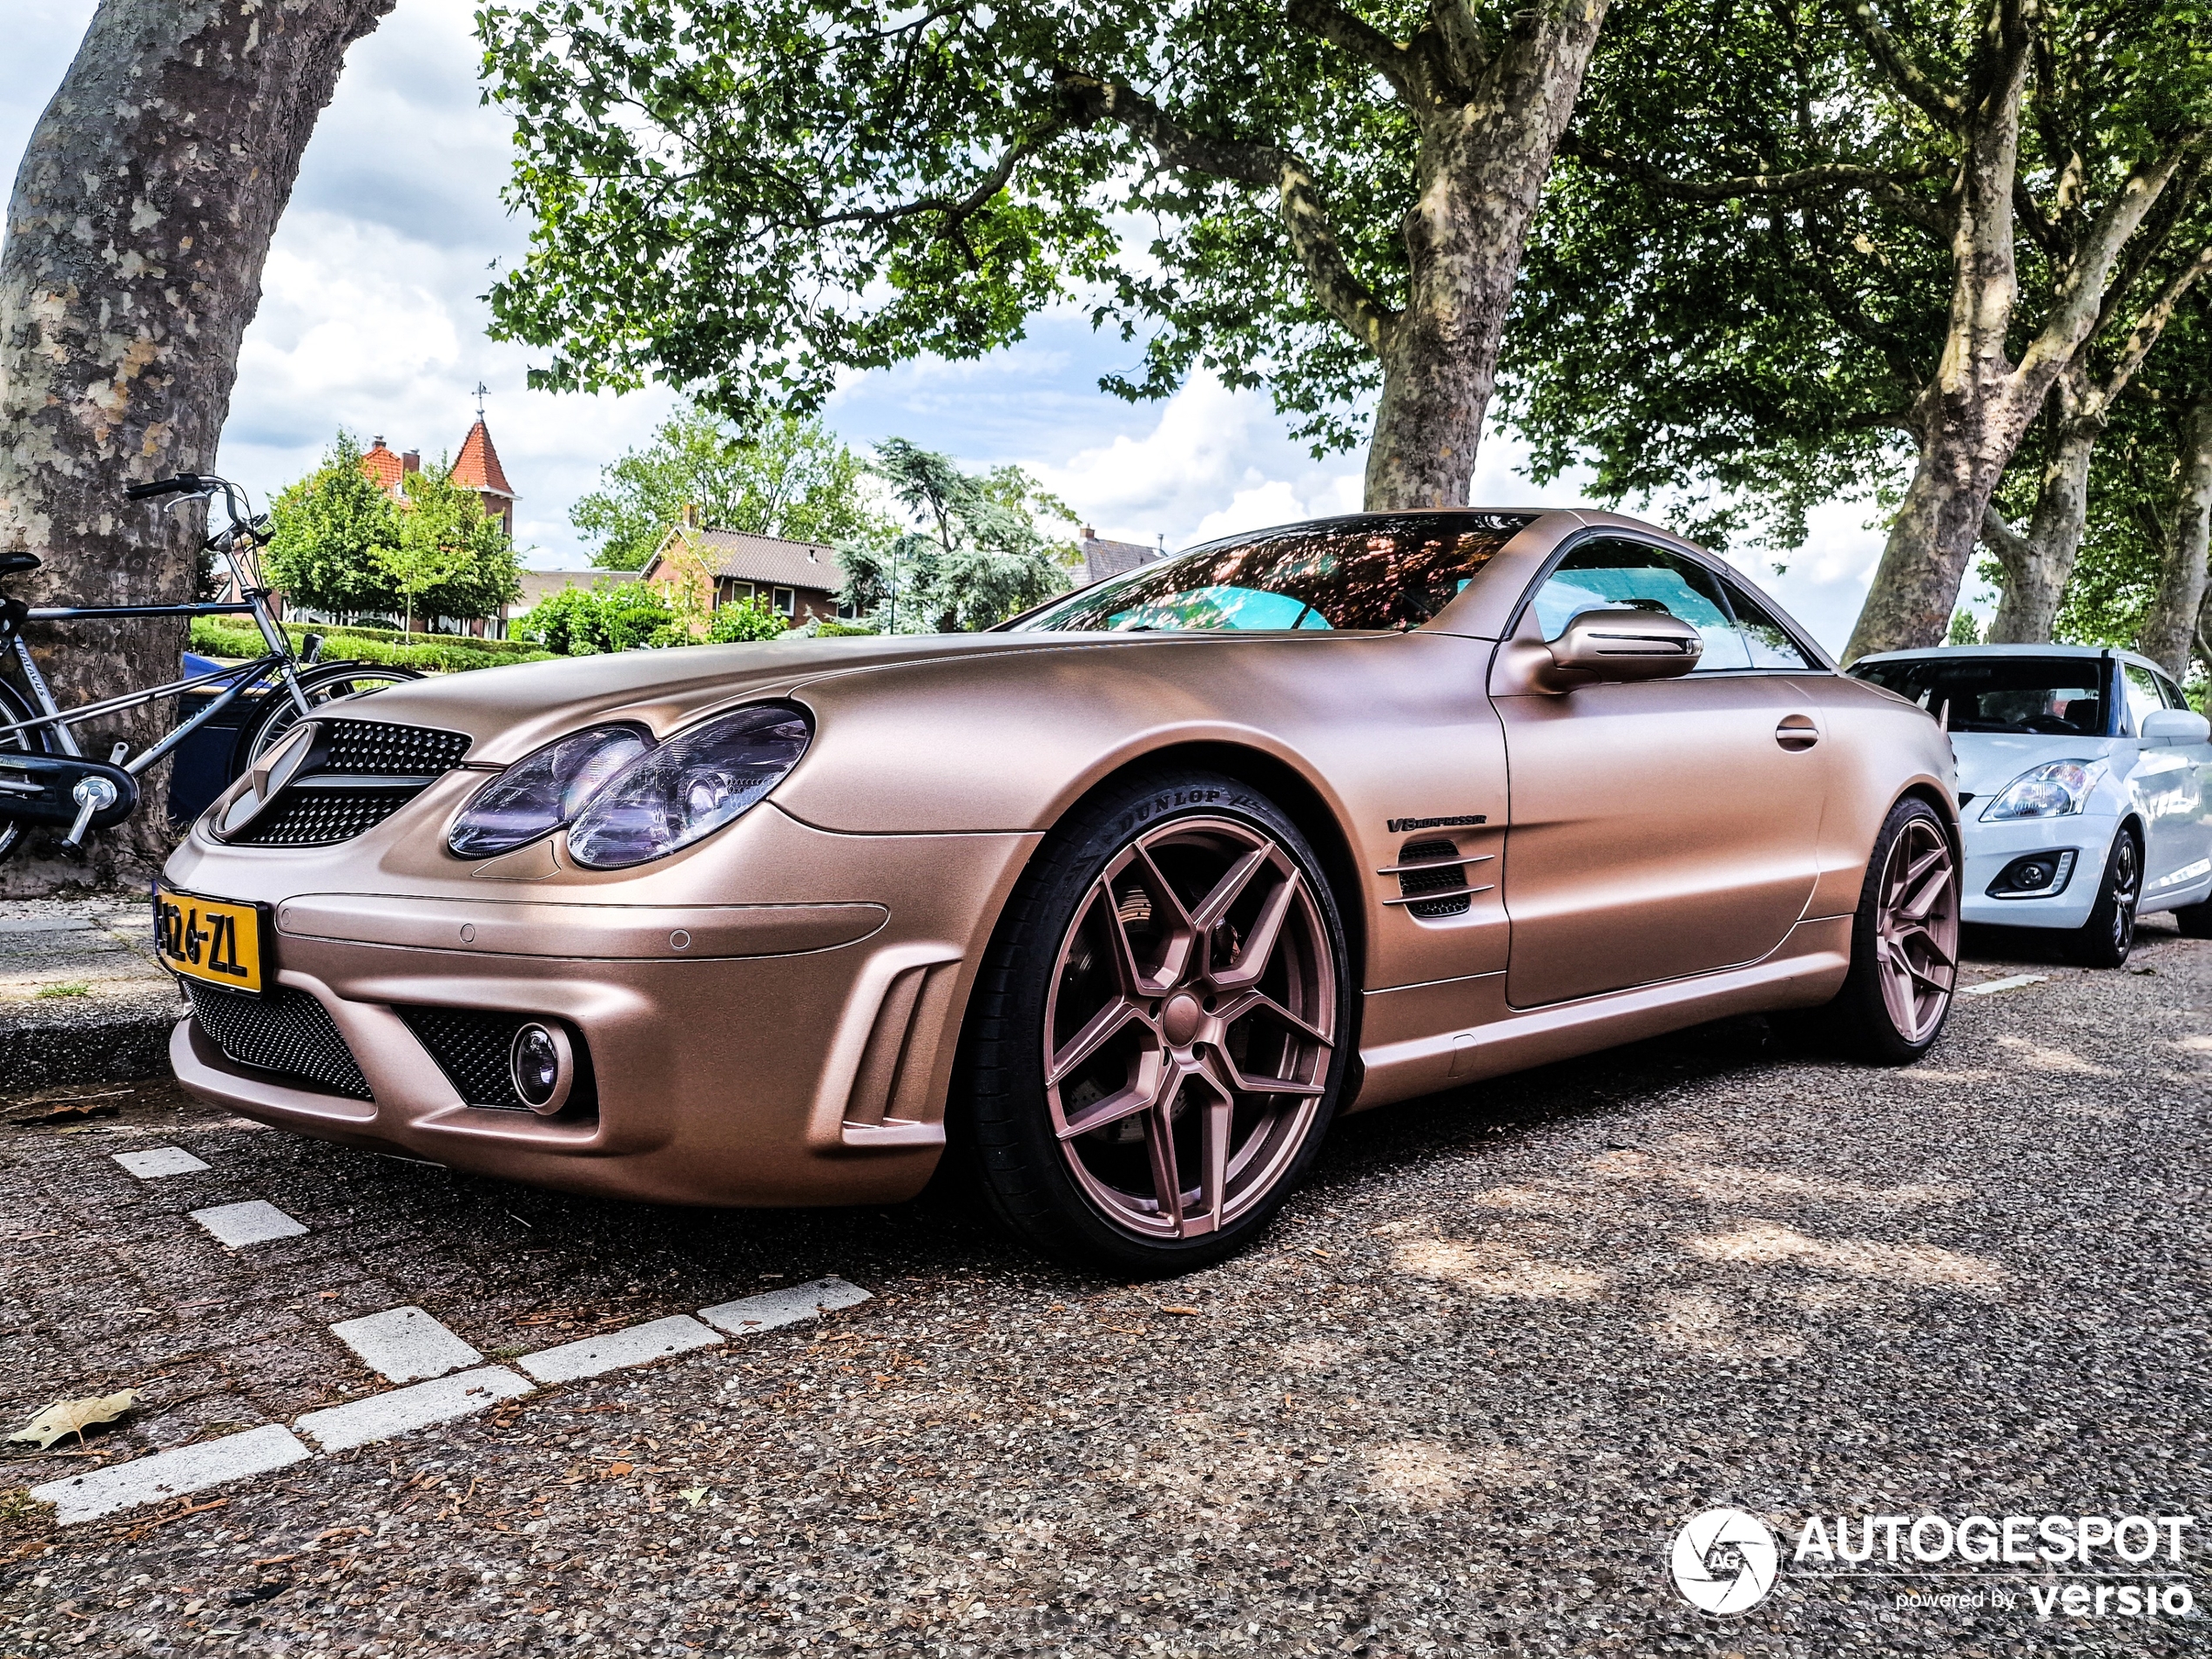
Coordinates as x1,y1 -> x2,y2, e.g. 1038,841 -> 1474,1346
237,786 -> 415,847
1397,837 -> 1472,920
320,719 -> 471,776
233,720 -> 472,848
185,981 -> 373,1100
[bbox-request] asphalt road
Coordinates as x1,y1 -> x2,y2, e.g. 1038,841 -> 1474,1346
2,914 -> 2205,1656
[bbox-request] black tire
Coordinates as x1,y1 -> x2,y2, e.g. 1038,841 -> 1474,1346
2176,899 -> 2212,940
959,770 -> 1353,1275
1802,796 -> 1960,1065
0,676 -> 55,867
239,662 -> 424,765
2067,829 -> 2141,968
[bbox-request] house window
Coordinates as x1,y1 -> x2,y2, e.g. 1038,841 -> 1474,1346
835,599 -> 857,621
772,587 -> 795,617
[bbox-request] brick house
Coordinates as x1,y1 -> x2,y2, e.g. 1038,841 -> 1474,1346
638,513 -> 852,629
1077,525 -> 1163,585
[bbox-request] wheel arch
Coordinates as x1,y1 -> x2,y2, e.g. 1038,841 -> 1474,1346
1031,738 -> 1369,995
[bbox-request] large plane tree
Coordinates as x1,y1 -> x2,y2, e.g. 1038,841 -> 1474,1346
476,0 -> 1612,511
0,0 -> 395,887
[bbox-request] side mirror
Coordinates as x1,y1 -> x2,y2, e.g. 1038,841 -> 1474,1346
2140,707 -> 2211,745
1539,608 -> 1703,691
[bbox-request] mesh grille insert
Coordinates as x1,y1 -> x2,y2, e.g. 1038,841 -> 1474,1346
320,719 -> 471,776
236,786 -> 414,847
185,981 -> 372,1100
1397,837 -> 1472,920
395,1008 -> 531,1109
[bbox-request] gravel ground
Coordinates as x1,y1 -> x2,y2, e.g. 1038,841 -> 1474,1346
0,914 -> 2204,1657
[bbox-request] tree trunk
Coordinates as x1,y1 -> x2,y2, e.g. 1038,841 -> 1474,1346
0,0 -> 393,894
1364,10 -> 1608,509
2141,393 -> 2212,682
1984,373 -> 2099,643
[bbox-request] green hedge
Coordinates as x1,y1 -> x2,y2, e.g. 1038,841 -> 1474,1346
190,617 -> 555,674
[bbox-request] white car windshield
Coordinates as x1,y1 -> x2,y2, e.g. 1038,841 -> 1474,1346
1853,658 -> 2112,737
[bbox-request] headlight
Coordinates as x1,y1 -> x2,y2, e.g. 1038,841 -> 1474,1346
448,724 -> 652,858
567,703 -> 811,869
1979,759 -> 2107,820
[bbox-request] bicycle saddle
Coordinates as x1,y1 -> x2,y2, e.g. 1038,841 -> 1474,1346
0,549 -> 41,574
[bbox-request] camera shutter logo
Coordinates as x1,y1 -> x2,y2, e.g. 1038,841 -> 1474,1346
1670,1508 -> 1780,1614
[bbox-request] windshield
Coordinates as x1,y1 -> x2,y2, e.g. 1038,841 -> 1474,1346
1851,656 -> 2113,737
1007,514 -> 1531,634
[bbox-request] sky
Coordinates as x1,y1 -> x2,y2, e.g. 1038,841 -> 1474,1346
4,0 -> 1950,653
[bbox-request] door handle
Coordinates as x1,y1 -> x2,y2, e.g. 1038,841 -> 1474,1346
1776,714 -> 1820,752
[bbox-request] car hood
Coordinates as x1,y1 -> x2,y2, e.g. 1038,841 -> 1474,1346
1951,732 -> 2122,799
306,631 -> 1320,765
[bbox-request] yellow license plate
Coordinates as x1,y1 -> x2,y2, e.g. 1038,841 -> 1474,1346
155,888 -> 266,994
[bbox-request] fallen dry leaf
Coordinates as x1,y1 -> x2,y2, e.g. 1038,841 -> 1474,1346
9,1388 -> 140,1448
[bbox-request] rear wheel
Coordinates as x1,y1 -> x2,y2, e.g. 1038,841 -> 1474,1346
0,678 -> 54,867
2066,829 -> 2140,968
1803,796 -> 1959,1064
961,771 -> 1352,1274
241,662 -> 423,764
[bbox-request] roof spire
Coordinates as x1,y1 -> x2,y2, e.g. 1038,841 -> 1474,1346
473,380 -> 489,419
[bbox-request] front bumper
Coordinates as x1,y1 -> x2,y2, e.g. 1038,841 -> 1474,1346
1959,810 -> 2117,929
162,808 -> 1036,1208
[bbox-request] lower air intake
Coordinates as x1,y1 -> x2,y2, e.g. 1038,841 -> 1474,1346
396,1007 -> 594,1114
185,981 -> 373,1100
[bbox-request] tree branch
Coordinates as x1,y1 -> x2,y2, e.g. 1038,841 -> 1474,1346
1557,133 -> 1953,236
2097,238 -> 2212,405
1838,0 -> 1962,128
1979,502 -> 2031,574
2020,135 -> 2204,385
1285,0 -> 1426,104
1057,72 -> 1399,352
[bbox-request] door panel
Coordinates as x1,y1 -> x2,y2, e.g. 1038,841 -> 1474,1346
1495,675 -> 1830,1005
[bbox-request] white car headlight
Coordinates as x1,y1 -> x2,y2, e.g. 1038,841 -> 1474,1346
567,704 -> 811,869
1979,759 -> 2107,821
448,725 -> 653,858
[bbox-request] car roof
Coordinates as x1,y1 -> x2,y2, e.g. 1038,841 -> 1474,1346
1851,643 -> 2167,674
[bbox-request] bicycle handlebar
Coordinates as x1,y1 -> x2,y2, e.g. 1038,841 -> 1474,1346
125,474 -> 209,501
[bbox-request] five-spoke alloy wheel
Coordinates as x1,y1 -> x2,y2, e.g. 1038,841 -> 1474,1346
1806,795 -> 1960,1064
964,772 -> 1351,1272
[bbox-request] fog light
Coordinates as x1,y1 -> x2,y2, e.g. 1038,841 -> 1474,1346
1989,848 -> 2078,900
509,1022 -> 574,1115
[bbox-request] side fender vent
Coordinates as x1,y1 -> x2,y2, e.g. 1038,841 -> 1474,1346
1396,837 -> 1472,919
840,960 -> 961,1147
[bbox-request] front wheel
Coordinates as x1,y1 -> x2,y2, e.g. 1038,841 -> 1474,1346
2066,830 -> 2140,968
241,662 -> 424,765
1801,796 -> 1960,1064
961,771 -> 1352,1274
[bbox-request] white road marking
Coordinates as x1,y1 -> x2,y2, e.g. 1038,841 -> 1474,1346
189,1200 -> 308,1246
699,1276 -> 873,1335
112,1146 -> 211,1179
516,1315 -> 723,1384
330,1305 -> 482,1383
293,1366 -> 533,1453
29,1425 -> 311,1525
1961,974 -> 2051,997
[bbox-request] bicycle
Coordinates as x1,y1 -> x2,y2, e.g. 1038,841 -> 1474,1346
0,472 -> 420,861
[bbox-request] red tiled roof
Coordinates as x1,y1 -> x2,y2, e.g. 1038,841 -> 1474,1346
450,419 -> 516,499
360,440 -> 404,494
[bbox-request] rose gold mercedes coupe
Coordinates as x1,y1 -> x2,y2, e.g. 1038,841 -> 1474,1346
158,510 -> 1960,1271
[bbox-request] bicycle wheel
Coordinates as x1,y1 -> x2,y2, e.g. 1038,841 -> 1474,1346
241,663 -> 424,763
0,677 -> 55,867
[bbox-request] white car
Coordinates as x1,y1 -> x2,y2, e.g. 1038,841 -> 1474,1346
1849,644 -> 2212,966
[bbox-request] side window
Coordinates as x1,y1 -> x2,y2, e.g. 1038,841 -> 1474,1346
1529,540 -> 1752,671
2155,670 -> 2188,711
1713,574 -> 1817,670
2121,664 -> 2164,734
